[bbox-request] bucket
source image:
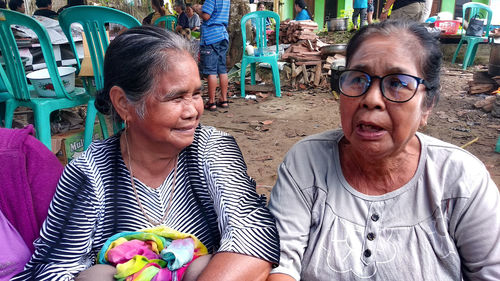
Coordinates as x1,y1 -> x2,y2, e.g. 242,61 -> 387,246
328,18 -> 348,31
489,42 -> 500,76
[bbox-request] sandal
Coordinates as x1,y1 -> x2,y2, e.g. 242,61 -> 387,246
217,100 -> 229,108
204,102 -> 217,111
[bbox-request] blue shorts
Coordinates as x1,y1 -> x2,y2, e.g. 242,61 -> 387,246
200,39 -> 228,75
367,1 -> 374,12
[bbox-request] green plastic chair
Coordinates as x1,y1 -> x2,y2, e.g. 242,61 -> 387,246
154,15 -> 177,31
240,11 -> 281,98
59,6 -> 141,149
0,9 -> 89,150
0,65 -> 12,125
452,2 -> 493,70
496,135 -> 500,153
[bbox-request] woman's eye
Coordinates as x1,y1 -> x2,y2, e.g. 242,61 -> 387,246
350,76 -> 368,86
388,78 -> 406,89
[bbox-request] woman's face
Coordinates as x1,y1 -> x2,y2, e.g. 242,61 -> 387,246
186,6 -> 193,17
339,34 -> 431,160
18,3 -> 25,13
257,4 -> 265,11
294,3 -> 300,12
128,52 -> 203,152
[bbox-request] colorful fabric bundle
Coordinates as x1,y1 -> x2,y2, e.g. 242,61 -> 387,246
97,226 -> 208,281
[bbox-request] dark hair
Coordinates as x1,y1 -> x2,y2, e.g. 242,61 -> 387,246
152,0 -> 165,16
68,0 -> 84,6
175,0 -> 185,11
95,25 -> 197,120
0,0 -> 6,9
35,0 -> 51,8
294,0 -> 312,20
345,20 -> 442,108
8,0 -> 23,10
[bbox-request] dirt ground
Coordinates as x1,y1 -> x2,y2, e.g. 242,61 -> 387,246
201,62 -> 500,197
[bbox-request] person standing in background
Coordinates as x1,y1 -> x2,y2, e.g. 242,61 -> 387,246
193,0 -> 230,111
366,0 -> 375,24
379,0 -> 426,21
294,0 -> 311,21
150,0 -> 168,26
352,0 -> 367,30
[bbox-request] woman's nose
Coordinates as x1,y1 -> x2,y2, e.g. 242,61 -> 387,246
360,80 -> 386,110
182,98 -> 200,118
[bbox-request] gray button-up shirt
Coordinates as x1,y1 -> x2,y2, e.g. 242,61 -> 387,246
269,130 -> 500,280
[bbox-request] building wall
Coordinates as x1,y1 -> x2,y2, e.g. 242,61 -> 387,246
279,0 -> 352,31
441,0 -> 490,15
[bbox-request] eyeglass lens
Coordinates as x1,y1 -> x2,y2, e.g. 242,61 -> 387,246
339,70 -> 419,102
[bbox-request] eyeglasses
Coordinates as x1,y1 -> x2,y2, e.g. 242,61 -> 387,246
338,69 -> 429,103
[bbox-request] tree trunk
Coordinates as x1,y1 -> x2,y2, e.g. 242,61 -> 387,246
226,0 -> 250,69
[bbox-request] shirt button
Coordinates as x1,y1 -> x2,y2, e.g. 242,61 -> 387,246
367,232 -> 376,240
371,213 -> 379,222
364,249 -> 372,257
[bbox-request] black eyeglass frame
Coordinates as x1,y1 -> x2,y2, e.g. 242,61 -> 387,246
338,69 -> 430,103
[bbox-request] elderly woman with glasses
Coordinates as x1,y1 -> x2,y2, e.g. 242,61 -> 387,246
267,20 -> 500,281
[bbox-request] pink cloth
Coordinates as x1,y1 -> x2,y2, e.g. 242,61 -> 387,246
0,125 -> 63,252
107,240 -> 161,265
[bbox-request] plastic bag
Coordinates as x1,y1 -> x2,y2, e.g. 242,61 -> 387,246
465,17 -> 484,37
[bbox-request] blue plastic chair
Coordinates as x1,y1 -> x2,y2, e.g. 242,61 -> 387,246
154,15 -> 177,31
452,2 -> 493,70
0,9 -> 89,150
59,6 -> 141,149
240,11 -> 281,98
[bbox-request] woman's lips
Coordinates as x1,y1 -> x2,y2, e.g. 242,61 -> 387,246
355,123 -> 386,139
174,126 -> 196,134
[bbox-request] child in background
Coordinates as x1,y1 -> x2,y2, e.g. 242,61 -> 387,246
193,0 -> 231,111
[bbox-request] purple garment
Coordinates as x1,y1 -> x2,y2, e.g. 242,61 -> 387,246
0,125 -> 63,252
0,209 -> 31,281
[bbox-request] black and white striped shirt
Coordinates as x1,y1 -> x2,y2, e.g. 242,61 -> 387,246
14,125 -> 280,280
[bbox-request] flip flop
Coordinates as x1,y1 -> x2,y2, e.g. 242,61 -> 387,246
204,102 -> 217,111
217,101 -> 229,108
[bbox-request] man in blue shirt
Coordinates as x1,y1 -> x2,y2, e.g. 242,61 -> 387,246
194,0 -> 230,111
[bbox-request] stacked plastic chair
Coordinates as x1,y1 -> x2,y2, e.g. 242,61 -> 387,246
0,9 -> 89,150
59,6 -> 141,149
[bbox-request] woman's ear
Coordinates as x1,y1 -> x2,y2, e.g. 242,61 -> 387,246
109,86 -> 130,122
420,107 -> 432,129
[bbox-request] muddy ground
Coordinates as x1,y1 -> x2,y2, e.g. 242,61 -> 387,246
201,62 -> 500,197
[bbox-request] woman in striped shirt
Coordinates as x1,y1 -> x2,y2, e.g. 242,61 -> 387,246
14,26 -> 279,280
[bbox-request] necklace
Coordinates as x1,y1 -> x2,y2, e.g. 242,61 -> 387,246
124,129 -> 178,226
